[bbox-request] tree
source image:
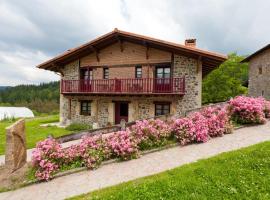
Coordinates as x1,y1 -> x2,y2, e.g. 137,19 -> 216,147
202,53 -> 248,104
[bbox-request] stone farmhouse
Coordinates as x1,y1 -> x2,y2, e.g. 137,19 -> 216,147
241,44 -> 270,99
37,29 -> 227,127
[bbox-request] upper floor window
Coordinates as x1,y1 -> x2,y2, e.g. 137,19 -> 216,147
155,102 -> 170,116
80,100 -> 91,115
156,66 -> 171,78
259,66 -> 262,75
135,66 -> 142,78
103,67 -> 109,79
81,68 -> 93,80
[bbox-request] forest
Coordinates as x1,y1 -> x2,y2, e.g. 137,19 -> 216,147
0,53 -> 248,114
0,81 -> 59,114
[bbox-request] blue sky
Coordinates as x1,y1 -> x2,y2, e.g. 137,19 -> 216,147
0,0 -> 269,86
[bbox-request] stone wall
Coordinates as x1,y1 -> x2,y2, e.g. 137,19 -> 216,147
173,54 -> 202,116
60,95 -> 180,127
60,60 -> 80,124
248,48 -> 270,99
62,60 -> 80,80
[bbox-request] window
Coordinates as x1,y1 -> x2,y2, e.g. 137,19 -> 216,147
156,66 -> 171,78
135,66 -> 142,78
81,68 -> 93,80
262,90 -> 264,96
259,66 -> 262,75
103,68 -> 109,79
155,102 -> 170,116
80,101 -> 91,115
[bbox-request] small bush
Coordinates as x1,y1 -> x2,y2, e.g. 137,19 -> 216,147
172,117 -> 196,145
189,112 -> 209,143
105,130 -> 139,160
228,96 -> 267,124
31,138 -> 62,181
130,119 -> 172,150
201,106 -> 233,137
65,123 -> 92,131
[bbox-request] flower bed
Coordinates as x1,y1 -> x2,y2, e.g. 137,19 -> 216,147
31,96 -> 270,181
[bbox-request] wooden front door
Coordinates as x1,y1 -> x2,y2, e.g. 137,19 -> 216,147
115,102 -> 129,124
154,66 -> 171,93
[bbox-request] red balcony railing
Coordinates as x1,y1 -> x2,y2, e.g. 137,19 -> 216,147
61,77 -> 185,95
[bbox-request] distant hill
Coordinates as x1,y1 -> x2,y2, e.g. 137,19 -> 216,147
0,86 -> 11,91
0,82 -> 59,114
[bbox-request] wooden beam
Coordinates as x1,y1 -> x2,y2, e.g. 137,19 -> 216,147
146,45 -> 149,59
143,41 -> 149,60
90,46 -> 100,62
118,37 -> 124,52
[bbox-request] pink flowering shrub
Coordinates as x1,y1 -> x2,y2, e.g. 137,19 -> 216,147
189,112 -> 209,143
32,138 -> 63,181
78,136 -> 107,169
32,96 -> 270,181
201,106 -> 233,137
105,130 -> 139,160
228,96 -> 267,124
172,117 -> 196,145
130,119 -> 172,149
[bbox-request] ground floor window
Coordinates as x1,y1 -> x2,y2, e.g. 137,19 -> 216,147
155,102 -> 170,116
80,100 -> 91,115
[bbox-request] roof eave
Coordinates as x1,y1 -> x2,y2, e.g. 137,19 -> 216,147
37,29 -> 227,71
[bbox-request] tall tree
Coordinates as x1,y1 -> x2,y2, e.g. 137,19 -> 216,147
202,53 -> 248,104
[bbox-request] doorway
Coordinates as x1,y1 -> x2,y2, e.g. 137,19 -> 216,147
115,102 -> 129,124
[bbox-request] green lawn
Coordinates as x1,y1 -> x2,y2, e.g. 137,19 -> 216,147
69,141 -> 270,200
0,115 -> 72,155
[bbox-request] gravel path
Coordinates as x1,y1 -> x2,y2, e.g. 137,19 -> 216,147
1,122 -> 270,200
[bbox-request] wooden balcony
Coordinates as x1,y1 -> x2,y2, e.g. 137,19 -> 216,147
61,77 -> 185,95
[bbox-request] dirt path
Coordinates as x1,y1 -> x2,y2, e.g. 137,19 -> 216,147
0,122 -> 270,200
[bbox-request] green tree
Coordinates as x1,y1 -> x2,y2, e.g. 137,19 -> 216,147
202,53 -> 248,104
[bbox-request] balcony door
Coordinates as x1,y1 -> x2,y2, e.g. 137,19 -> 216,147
115,102 -> 129,124
80,68 -> 93,92
155,65 -> 171,93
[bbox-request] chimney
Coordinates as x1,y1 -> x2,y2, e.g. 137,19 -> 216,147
185,39 -> 196,48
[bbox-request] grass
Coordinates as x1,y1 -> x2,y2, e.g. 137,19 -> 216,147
0,115 -> 72,155
69,141 -> 270,200
65,123 -> 92,131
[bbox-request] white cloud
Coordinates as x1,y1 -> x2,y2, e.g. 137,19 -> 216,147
0,50 -> 58,86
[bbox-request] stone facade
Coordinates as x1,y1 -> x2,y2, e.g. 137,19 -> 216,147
59,45 -> 202,127
60,95 -> 179,127
173,55 -> 202,116
248,48 -> 270,99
